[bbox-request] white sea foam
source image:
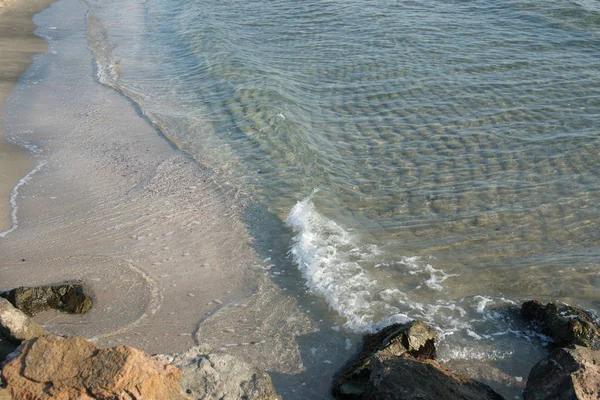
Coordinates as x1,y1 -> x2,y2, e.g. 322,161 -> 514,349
439,346 -> 514,362
86,13 -> 120,88
0,161 -> 46,238
285,192 -> 462,333
285,191 -> 380,331
284,192 -> 552,370
376,256 -> 458,292
474,296 -> 493,314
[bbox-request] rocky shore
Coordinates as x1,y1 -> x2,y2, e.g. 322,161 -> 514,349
1,1 -> 599,399
1,282 -> 599,399
0,284 -> 280,399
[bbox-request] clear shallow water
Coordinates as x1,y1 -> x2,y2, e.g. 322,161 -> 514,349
83,0 -> 600,393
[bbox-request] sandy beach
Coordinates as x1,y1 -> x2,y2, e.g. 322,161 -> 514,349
0,0 -> 55,232
0,0 -> 282,353
0,0 -> 356,397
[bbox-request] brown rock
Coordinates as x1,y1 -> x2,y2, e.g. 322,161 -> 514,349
521,300 -> 600,348
523,345 -> 600,400
332,321 -> 504,400
1,283 -> 93,316
0,298 -> 46,344
0,388 -> 12,400
333,321 -> 437,398
2,336 -> 185,400
368,354 -> 505,400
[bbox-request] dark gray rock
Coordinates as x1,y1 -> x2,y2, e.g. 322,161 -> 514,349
167,345 -> 280,400
0,338 -> 17,364
1,283 -> 92,316
521,300 -> 600,348
333,321 -> 436,398
368,354 -> 505,400
0,298 -> 46,345
523,345 -> 600,400
332,321 -> 504,400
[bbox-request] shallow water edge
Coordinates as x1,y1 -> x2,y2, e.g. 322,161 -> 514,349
0,0 -> 55,232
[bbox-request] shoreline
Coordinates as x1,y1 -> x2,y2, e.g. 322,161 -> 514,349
0,0 -> 354,397
0,1 -> 559,399
0,0 -> 55,233
0,0 -> 270,353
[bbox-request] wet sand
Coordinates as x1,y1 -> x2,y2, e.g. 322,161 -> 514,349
0,0 -> 279,354
0,0 -> 55,232
0,0 -> 357,397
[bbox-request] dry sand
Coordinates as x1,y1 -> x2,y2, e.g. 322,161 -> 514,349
0,0 -> 56,232
0,0 -> 356,397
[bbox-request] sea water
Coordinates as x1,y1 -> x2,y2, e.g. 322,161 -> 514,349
82,0 -> 600,395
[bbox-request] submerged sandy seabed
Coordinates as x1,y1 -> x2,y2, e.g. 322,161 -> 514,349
0,0 -> 361,398
0,0 -> 550,398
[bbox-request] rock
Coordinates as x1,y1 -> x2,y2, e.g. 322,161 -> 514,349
333,321 -> 436,397
521,300 -> 600,348
1,336 -> 185,399
368,354 -> 505,400
1,283 -> 93,316
523,345 -> 600,400
0,298 -> 47,344
169,345 -> 280,400
332,321 -> 504,400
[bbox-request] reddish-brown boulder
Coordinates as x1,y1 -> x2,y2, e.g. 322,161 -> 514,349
1,336 -> 186,400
